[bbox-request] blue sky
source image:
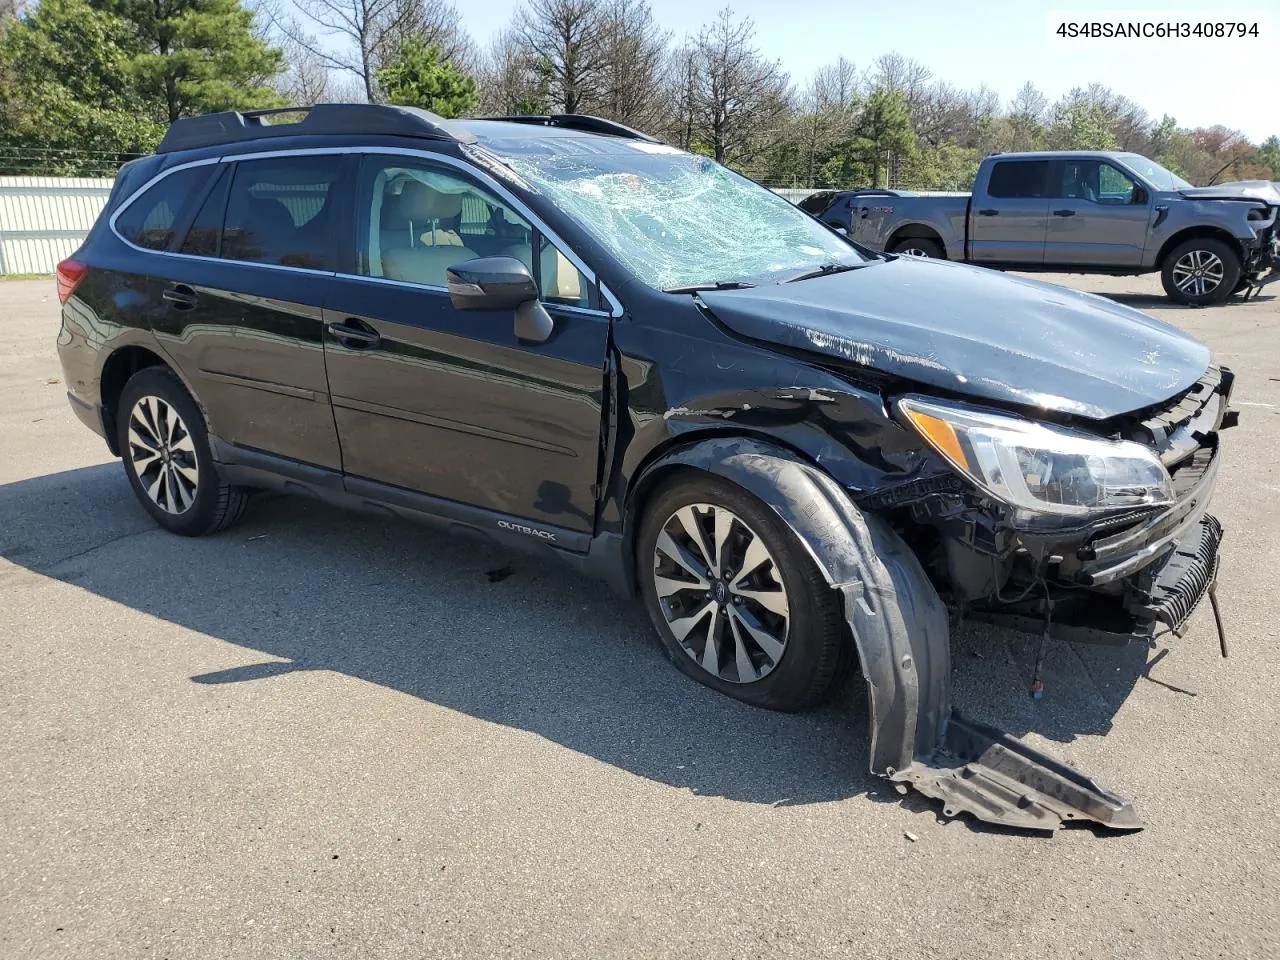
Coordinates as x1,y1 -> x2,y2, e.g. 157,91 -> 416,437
454,0 -> 1277,142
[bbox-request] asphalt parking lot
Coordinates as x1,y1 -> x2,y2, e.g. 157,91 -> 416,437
2,272 -> 1278,959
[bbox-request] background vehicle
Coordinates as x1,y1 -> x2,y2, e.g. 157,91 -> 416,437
55,105 -> 1236,831
810,152 -> 1280,306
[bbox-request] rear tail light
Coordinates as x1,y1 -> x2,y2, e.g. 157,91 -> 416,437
55,259 -> 87,304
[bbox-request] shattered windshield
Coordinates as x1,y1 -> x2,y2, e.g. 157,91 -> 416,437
476,138 -> 867,291
1118,154 -> 1193,190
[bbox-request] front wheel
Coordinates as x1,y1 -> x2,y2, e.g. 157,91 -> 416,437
117,366 -> 249,536
636,474 -> 846,712
1161,237 -> 1241,306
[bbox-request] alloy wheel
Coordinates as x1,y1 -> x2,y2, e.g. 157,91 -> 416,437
651,503 -> 790,684
899,245 -> 931,257
1171,249 -> 1224,298
126,395 -> 200,515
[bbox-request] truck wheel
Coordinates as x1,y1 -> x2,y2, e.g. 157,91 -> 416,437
1161,237 -> 1241,306
890,237 -> 944,259
117,366 -> 249,537
636,474 -> 845,712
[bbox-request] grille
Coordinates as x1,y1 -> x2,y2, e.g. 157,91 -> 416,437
1129,514 -> 1223,634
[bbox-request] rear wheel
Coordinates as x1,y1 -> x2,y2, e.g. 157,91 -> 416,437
890,237 -> 944,259
1161,237 -> 1241,306
636,475 -> 845,712
117,366 -> 248,536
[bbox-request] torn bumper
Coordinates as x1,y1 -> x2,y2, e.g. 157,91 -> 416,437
891,714 -> 1141,831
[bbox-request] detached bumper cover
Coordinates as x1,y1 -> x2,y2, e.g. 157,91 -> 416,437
891,714 -> 1141,832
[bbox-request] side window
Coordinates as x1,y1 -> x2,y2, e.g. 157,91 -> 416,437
179,165 -> 231,257
220,156 -> 341,269
114,166 -> 212,250
987,160 -> 1049,199
1098,164 -> 1137,204
357,156 -> 591,307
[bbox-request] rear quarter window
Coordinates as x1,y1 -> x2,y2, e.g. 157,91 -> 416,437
987,160 -> 1050,199
114,165 -> 212,250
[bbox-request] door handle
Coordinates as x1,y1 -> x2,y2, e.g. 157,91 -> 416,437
326,319 -> 381,348
162,283 -> 197,309
977,208 -> 999,216
1053,209 -> 1076,217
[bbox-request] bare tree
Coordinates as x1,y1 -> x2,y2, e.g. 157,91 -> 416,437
477,26 -> 551,115
594,0 -> 669,129
870,52 -> 932,112
273,34 -> 334,105
1007,81 -> 1047,151
795,56 -> 859,182
683,9 -> 791,167
516,0 -> 605,114
281,0 -> 470,103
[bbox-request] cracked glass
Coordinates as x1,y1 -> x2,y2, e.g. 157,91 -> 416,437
479,139 -> 867,291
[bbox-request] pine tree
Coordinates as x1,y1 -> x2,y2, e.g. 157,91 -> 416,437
91,0 -> 283,122
376,39 -> 478,118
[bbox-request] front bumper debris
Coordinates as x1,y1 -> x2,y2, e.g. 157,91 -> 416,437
891,713 -> 1141,832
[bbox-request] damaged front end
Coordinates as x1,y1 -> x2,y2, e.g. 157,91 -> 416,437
652,362 -> 1235,833
879,364 -> 1237,830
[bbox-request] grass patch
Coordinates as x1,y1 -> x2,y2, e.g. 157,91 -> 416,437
1,273 -> 53,281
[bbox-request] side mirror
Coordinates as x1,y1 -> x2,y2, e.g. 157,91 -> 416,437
446,255 -> 554,343
1132,185 -> 1148,205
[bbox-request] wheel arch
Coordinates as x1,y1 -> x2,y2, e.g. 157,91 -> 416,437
99,345 -> 172,456
887,224 -> 947,256
627,434 -> 951,775
1155,226 -> 1243,269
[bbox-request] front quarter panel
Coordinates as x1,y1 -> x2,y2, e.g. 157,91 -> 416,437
603,298 -> 946,535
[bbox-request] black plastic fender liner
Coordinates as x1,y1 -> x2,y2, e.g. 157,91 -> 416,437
639,436 -> 1142,833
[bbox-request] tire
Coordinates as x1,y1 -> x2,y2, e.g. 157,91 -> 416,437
636,473 -> 845,712
116,366 -> 248,536
890,237 -> 944,259
1161,237 -> 1241,306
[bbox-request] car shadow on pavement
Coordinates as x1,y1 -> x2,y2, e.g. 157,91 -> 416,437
1100,291 -> 1276,310
1,463 -> 1153,813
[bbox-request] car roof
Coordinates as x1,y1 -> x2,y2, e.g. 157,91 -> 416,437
987,150 -> 1131,160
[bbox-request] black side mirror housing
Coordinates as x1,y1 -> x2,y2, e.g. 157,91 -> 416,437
446,256 -> 554,343
1132,185 -> 1148,204
447,256 -> 538,310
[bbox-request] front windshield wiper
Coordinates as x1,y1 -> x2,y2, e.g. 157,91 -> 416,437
663,280 -> 757,294
783,262 -> 870,284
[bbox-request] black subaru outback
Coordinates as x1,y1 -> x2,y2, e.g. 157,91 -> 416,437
56,105 -> 1235,831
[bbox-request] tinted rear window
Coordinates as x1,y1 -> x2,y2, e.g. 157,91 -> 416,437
114,166 -> 211,250
987,160 -> 1050,199
220,156 -> 342,269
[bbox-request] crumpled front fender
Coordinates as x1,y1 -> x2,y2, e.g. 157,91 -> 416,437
638,436 -> 1142,833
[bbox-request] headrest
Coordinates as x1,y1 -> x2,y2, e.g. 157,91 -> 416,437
384,180 -> 464,224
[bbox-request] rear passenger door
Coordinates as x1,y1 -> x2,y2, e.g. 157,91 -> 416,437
968,159 -> 1050,264
154,154 -> 349,471
321,153 -> 611,536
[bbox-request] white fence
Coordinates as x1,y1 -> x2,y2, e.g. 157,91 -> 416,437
0,176 -> 821,276
0,176 -> 115,274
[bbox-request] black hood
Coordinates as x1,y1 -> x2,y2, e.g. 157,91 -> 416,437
698,257 -> 1211,420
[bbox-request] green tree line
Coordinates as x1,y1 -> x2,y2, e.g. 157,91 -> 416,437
2,0 -> 1277,187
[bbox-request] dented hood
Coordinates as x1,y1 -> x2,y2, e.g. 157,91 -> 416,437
1177,180 -> 1280,205
698,257 -> 1211,420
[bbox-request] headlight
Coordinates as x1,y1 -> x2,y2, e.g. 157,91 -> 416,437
898,396 -> 1173,523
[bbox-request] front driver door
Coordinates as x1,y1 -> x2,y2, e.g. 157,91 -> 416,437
1043,158 -> 1150,267
321,153 -> 611,537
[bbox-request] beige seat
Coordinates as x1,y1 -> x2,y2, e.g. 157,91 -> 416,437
379,181 -> 478,285
501,243 -> 583,304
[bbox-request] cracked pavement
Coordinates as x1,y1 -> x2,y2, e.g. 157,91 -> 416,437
2,275 -> 1279,958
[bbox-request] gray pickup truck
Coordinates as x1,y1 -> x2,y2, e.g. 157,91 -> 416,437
806,151 -> 1280,306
